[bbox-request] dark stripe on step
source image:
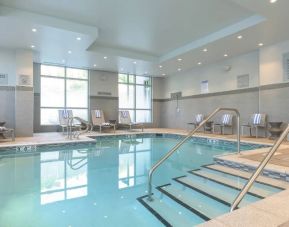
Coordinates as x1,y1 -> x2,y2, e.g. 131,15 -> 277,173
188,170 -> 264,199
137,194 -> 172,227
202,164 -> 285,190
157,185 -> 210,221
173,177 -> 232,207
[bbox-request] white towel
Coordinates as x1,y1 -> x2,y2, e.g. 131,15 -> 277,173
95,110 -> 101,118
62,110 -> 69,119
121,111 -> 129,118
0,127 -> 7,131
253,114 -> 261,125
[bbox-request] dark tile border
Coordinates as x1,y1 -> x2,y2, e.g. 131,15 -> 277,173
137,194 -> 172,227
157,184 -> 210,221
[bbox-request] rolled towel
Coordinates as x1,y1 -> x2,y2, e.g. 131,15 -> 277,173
0,127 -> 7,131
95,110 -> 101,118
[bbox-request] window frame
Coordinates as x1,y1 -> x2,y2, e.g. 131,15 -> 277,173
118,74 -> 153,123
40,64 -> 89,126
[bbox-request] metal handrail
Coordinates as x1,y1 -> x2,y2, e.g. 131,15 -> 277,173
231,124 -> 289,211
147,107 -> 240,201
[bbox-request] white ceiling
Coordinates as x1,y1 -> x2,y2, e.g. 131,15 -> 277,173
0,0 -> 288,76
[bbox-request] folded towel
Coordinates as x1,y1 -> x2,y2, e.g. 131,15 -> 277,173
95,110 -> 101,118
0,127 -> 7,131
121,111 -> 129,118
102,122 -> 111,126
62,110 -> 69,119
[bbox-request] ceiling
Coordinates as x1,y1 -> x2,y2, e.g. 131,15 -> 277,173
0,0 -> 288,77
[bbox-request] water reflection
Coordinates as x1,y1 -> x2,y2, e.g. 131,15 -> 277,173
118,138 -> 151,189
40,149 -> 88,205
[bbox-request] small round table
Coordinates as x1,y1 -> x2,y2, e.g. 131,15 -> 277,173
268,122 -> 283,140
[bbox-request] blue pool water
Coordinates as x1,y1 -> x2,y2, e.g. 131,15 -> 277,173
0,134 -> 270,227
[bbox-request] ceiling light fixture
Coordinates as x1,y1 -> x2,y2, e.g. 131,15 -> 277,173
258,43 -> 264,47
270,0 -> 278,3
224,54 -> 228,57
32,28 -> 37,32
162,73 -> 166,76
237,35 -> 243,39
177,58 -> 182,61
68,50 -> 72,54
144,71 -> 148,74
103,56 -> 108,60
93,64 -> 97,67
133,61 -> 137,64
203,48 -> 208,52
159,65 -> 163,68
31,45 -> 35,48
62,59 -> 65,63
76,37 -> 82,41
198,62 -> 202,65
177,68 -> 182,72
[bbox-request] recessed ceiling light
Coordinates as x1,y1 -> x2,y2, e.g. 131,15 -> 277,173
68,50 -> 72,54
203,48 -> 208,52
159,65 -> 163,68
162,73 -> 166,76
93,64 -> 97,67
270,0 -> 278,3
177,58 -> 182,61
198,62 -> 202,65
31,45 -> 35,48
177,68 -> 182,71
133,61 -> 137,64
62,59 -> 65,63
237,35 -> 243,39
32,28 -> 37,32
103,56 -> 108,60
224,54 -> 228,57
76,37 -> 82,41
258,43 -> 264,47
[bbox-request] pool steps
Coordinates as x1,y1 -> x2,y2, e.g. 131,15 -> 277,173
138,163 -> 287,226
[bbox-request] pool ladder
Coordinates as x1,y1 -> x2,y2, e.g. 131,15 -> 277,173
147,107 -> 241,201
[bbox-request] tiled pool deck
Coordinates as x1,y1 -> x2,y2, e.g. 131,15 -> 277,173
1,128 -> 289,226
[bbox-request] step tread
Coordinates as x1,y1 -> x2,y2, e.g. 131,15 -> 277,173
193,169 -> 271,198
206,164 -> 289,189
139,196 -> 199,227
176,176 -> 258,207
160,184 -> 229,219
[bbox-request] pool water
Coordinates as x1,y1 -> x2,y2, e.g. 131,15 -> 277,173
0,135 -> 269,227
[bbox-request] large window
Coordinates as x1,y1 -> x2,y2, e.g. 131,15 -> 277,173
40,65 -> 89,125
118,74 -> 152,123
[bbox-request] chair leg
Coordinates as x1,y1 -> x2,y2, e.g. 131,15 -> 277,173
256,127 -> 258,138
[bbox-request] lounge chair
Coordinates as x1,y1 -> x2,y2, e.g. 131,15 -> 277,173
91,109 -> 115,133
241,113 -> 267,138
0,126 -> 15,141
58,110 -> 81,136
213,113 -> 234,134
119,111 -> 144,131
187,114 -> 204,130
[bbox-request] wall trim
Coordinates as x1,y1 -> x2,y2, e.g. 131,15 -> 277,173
90,95 -> 118,100
153,81 -> 289,102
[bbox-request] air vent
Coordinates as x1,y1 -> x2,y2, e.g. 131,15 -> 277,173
237,74 -> 249,88
97,91 -> 112,96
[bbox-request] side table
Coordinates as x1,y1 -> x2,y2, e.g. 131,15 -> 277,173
268,122 -> 283,140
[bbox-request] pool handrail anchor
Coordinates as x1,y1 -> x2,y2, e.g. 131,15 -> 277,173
230,124 -> 289,212
147,107 -> 240,201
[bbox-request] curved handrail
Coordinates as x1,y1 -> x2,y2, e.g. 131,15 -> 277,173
231,124 -> 289,211
147,107 -> 240,201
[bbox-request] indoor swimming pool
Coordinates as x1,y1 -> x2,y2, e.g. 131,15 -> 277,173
0,134 -> 274,227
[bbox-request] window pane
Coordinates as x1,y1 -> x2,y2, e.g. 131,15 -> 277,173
136,85 -> 151,109
70,109 -> 88,121
119,84 -> 135,108
136,110 -> 151,123
41,77 -> 65,107
41,65 -> 65,77
66,68 -> 88,79
66,80 -> 88,108
41,108 -> 59,125
118,74 -> 127,83
136,76 -> 151,86
128,75 -> 135,84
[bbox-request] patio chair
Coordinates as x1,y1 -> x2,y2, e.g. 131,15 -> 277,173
187,114 -> 204,130
213,113 -> 234,135
0,126 -> 15,141
58,110 -> 81,136
241,113 -> 267,138
91,109 -> 115,133
119,111 -> 144,131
